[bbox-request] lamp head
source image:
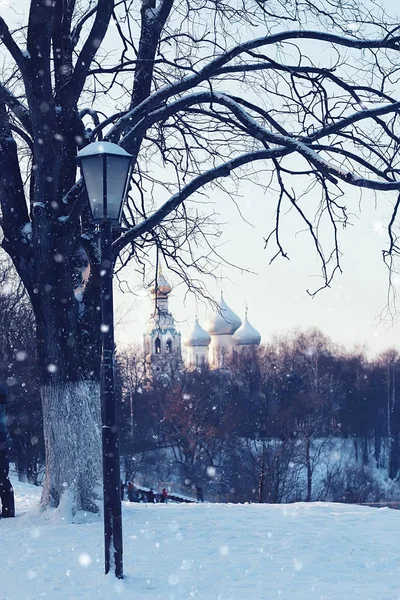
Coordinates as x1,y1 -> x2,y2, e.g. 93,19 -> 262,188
77,142 -> 133,224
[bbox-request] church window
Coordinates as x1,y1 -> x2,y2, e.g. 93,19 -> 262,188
155,337 -> 161,354
166,339 -> 172,353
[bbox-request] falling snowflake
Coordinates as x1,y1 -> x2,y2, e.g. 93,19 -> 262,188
78,552 -> 91,567
293,558 -> 303,572
372,221 -> 385,236
168,574 -> 180,586
30,527 -> 40,539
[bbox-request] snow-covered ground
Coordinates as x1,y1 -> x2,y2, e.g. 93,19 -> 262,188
1,478 -> 400,599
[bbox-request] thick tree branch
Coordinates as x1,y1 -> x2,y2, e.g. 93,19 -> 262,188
112,147 -> 291,255
0,100 -> 32,272
26,0 -> 54,110
60,0 -> 114,108
108,29 -> 400,141
52,0 -> 75,97
120,90 -> 400,188
0,17 -> 28,76
129,0 -> 174,112
0,84 -> 32,136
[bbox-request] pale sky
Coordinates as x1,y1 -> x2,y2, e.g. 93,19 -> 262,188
111,0 -> 400,358
114,183 -> 400,358
110,0 -> 400,358
2,0 -> 400,357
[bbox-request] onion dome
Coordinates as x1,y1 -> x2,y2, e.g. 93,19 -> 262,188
206,294 -> 242,336
232,315 -> 261,346
184,320 -> 211,347
151,266 -> 172,296
156,272 -> 172,295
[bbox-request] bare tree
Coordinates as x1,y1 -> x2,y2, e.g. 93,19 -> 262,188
373,349 -> 400,478
0,252 -> 44,484
2,0 -> 400,510
117,345 -> 147,443
245,438 -> 303,503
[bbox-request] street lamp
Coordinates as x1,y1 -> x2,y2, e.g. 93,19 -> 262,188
77,141 -> 133,579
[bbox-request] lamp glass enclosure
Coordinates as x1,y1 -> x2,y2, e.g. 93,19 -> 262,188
80,155 -> 104,222
104,155 -> 132,222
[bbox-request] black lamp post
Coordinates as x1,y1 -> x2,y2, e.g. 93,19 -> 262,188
77,141 -> 133,579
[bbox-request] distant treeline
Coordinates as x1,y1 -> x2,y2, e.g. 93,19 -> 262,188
2,262 -> 400,502
117,332 -> 400,503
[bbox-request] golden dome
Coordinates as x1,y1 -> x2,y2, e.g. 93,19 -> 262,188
151,266 -> 172,296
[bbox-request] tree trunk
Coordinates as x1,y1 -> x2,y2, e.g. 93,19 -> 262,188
41,380 -> 101,512
389,432 -> 400,480
257,470 -> 265,503
257,443 -> 266,503
32,249 -> 102,512
362,436 -> 369,466
305,436 -> 312,502
374,434 -> 381,468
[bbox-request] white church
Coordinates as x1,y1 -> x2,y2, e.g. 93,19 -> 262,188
143,269 -> 261,372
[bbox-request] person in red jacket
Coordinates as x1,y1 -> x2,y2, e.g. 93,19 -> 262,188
161,488 -> 168,503
127,481 -> 134,502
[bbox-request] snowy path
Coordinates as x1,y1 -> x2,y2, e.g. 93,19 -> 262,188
1,479 -> 400,599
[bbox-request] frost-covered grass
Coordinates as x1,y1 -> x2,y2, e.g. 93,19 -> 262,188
1,477 -> 400,599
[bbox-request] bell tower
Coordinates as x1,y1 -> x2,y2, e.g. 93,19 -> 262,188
144,267 -> 182,376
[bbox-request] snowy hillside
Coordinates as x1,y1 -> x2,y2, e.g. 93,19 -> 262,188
1,478 -> 400,599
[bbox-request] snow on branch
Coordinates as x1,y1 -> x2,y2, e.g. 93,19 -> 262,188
108,28 -> 400,141
120,90 -> 400,190
112,146 -> 304,255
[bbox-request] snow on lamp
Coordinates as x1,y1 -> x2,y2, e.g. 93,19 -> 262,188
77,141 -> 133,224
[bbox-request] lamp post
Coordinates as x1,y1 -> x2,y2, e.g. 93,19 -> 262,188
77,141 -> 133,579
